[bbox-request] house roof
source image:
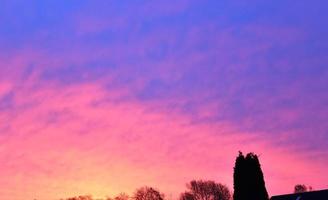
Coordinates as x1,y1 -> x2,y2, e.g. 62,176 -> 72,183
270,189 -> 328,200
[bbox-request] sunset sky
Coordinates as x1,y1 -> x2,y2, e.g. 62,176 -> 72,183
1,1 -> 328,199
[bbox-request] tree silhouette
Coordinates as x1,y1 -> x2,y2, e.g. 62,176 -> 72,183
233,152 -> 269,200
134,186 -> 164,200
294,184 -> 312,193
114,193 -> 130,200
180,192 -> 195,200
64,195 -> 93,200
233,152 -> 246,200
180,180 -> 231,200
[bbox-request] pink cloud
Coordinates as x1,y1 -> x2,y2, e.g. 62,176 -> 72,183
0,77 -> 327,200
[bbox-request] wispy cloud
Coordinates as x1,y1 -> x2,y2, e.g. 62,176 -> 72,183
0,1 -> 328,199
0,75 -> 327,199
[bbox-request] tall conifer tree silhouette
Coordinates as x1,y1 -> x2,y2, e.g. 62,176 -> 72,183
233,152 -> 269,200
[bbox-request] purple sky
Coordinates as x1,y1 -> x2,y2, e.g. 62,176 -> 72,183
0,1 -> 328,199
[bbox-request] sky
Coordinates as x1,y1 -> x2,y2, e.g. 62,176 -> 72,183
0,0 -> 328,199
